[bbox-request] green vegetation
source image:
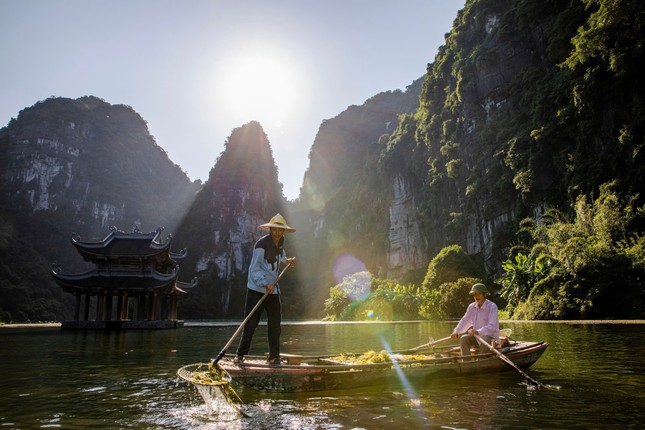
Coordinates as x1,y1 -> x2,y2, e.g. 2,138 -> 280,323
331,350 -> 393,364
321,0 -> 645,322
323,246 -> 484,321
501,182 -> 645,319
324,183 -> 645,321
323,272 -> 421,321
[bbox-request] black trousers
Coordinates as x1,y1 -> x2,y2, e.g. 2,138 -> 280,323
236,289 -> 282,361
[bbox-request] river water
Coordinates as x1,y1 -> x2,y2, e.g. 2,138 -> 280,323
0,321 -> 643,429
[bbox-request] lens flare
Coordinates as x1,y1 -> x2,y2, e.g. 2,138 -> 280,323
380,337 -> 426,423
332,254 -> 367,284
337,271 -> 371,301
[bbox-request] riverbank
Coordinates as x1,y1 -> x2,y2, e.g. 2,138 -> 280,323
2,319 -> 644,330
0,323 -> 61,328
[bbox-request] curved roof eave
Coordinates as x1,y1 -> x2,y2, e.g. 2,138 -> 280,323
50,266 -> 181,292
70,227 -> 175,259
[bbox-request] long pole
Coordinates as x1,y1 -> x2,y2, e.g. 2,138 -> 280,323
474,334 -> 553,389
211,261 -> 293,365
406,336 -> 453,352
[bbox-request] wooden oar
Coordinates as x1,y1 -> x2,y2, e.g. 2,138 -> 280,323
211,261 -> 293,366
474,334 -> 554,390
405,336 -> 452,352
500,328 -> 513,338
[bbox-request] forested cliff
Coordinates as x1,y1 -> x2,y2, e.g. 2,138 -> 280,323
293,0 -> 645,319
1,0 -> 643,322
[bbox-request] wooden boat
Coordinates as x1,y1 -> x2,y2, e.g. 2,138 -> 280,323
214,340 -> 548,393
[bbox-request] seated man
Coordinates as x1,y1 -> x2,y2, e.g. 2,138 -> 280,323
450,283 -> 500,357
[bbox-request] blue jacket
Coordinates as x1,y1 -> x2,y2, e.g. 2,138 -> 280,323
247,234 -> 288,294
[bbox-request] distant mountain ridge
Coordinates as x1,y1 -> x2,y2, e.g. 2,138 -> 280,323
1,96 -> 198,234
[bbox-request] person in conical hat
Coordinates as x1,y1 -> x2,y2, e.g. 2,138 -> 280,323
449,282 -> 500,358
236,213 -> 296,366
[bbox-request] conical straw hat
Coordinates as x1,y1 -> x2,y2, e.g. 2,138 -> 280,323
259,213 -> 296,232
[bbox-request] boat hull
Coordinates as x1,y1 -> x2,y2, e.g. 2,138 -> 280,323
219,341 -> 548,393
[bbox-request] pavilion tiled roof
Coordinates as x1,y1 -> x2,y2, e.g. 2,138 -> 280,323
52,226 -> 195,295
70,226 -> 186,261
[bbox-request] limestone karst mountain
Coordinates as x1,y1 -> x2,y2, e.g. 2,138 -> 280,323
0,96 -> 199,321
172,121 -> 291,317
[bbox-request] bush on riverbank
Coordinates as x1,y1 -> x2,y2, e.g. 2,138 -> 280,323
500,182 -> 645,319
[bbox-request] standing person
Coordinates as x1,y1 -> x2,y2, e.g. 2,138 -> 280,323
235,213 -> 296,366
450,283 -> 500,358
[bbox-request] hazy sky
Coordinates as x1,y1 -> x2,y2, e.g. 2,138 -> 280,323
1,0 -> 465,200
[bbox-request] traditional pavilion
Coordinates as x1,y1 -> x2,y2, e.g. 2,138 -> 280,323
51,226 -> 196,330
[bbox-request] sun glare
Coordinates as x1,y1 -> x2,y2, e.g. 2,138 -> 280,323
217,52 -> 299,129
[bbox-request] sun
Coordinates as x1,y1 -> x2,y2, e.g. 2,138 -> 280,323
216,51 -> 300,129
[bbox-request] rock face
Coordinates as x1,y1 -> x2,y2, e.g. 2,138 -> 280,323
291,82 -> 423,309
391,1 -> 583,275
387,175 -> 425,278
1,96 -> 198,237
435,3 -> 554,269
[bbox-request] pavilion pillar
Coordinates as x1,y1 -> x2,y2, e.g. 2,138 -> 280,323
116,293 -> 123,321
97,292 -> 105,320
120,292 -> 129,320
105,290 -> 114,321
137,293 -> 146,320
74,293 -> 81,320
83,293 -> 91,320
170,295 -> 178,321
148,292 -> 158,320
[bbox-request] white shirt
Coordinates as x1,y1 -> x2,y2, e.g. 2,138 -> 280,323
453,299 -> 500,343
